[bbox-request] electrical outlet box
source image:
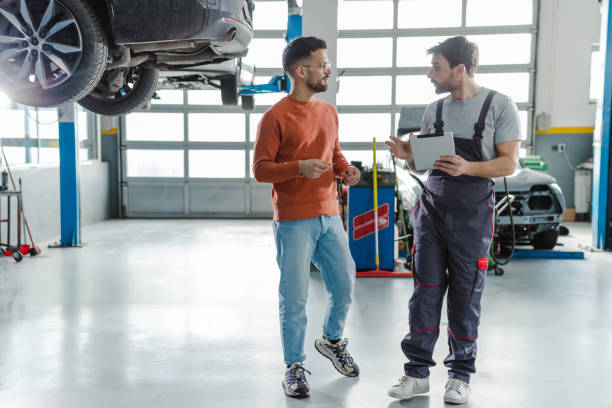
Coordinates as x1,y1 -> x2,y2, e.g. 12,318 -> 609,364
552,143 -> 566,152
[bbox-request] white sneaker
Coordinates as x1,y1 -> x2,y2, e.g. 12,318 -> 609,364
444,379 -> 470,404
388,375 -> 430,400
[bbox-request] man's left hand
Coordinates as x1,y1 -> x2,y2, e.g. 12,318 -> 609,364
434,155 -> 472,177
342,165 -> 361,186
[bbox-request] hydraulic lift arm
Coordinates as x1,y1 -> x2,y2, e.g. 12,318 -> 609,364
239,0 -> 302,96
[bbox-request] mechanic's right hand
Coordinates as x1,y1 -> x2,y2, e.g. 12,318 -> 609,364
299,159 -> 333,179
385,135 -> 412,160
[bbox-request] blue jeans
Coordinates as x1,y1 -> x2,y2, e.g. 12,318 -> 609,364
273,215 -> 356,365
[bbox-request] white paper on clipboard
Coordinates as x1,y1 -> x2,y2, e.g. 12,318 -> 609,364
409,131 -> 455,171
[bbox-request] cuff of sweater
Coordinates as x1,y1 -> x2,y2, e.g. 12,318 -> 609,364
334,163 -> 349,178
291,160 -> 303,177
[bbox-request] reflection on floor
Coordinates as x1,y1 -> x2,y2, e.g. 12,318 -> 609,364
0,220 -> 609,407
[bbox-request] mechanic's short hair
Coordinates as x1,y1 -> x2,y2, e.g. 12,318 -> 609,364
427,36 -> 479,77
282,36 -> 327,77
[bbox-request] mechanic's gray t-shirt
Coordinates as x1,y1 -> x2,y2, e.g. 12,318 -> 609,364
420,88 -> 522,162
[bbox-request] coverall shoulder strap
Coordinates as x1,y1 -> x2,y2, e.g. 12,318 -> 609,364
434,98 -> 445,134
473,90 -> 498,139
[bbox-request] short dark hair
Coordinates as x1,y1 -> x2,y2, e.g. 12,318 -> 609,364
282,36 -> 327,76
427,36 -> 479,77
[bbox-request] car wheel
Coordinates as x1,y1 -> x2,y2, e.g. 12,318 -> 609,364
0,0 -> 107,107
241,94 -> 254,111
78,66 -> 159,116
221,76 -> 238,105
531,229 -> 559,250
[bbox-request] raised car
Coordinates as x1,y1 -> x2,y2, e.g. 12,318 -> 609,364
0,0 -> 254,115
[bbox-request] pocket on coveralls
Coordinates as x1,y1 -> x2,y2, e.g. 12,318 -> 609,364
471,257 -> 488,294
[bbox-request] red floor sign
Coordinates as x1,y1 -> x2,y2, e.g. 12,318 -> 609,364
352,203 -> 390,241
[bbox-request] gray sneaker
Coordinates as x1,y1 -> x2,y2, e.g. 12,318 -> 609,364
314,337 -> 359,377
282,362 -> 311,398
388,375 -> 430,400
444,379 -> 470,404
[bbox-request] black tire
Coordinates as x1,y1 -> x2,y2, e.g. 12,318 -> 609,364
0,0 -> 108,107
221,76 -> 238,105
13,251 -> 23,262
241,95 -> 254,111
531,229 -> 559,250
78,66 -> 159,116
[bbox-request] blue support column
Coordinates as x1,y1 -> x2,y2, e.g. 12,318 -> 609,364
58,103 -> 81,246
593,0 -> 612,250
285,1 -> 303,93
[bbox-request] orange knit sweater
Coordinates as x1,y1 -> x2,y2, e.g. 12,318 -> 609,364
253,96 -> 349,220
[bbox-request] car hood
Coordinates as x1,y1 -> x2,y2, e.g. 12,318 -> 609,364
494,167 -> 558,191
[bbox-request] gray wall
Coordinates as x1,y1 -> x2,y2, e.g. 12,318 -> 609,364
534,132 -> 594,208
10,161 -> 110,245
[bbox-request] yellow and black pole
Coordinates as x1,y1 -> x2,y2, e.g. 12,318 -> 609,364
356,136 -> 412,277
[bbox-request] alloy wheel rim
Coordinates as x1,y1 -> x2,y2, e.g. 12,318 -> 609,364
0,0 -> 83,90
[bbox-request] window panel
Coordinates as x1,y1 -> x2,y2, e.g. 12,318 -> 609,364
339,113 -> 391,142
0,109 -> 25,138
338,0 -> 393,30
36,110 -> 59,139
467,0 -> 533,26
467,34 -> 532,65
189,150 -> 245,178
126,113 -> 184,141
397,36 -> 449,67
337,76 -> 392,105
127,150 -> 184,177
250,113 -> 264,141
341,149 -> 391,169
519,110 -> 528,141
253,92 -> 286,106
338,38 -> 393,68
248,38 -> 286,68
3,147 -> 26,166
398,0 -> 462,29
38,147 -> 59,165
396,75 -> 445,105
188,90 -> 222,105
188,113 -> 245,142
398,34 -> 531,68
475,72 -> 530,103
253,1 -> 287,30
151,90 -> 184,105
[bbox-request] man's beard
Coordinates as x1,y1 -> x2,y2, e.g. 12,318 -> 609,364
307,77 -> 329,93
432,80 -> 452,94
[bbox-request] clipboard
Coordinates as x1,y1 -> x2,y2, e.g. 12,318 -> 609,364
409,131 -> 455,171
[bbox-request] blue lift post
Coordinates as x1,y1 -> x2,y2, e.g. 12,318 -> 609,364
58,103 -> 81,247
594,0 -> 612,250
239,0 -> 302,97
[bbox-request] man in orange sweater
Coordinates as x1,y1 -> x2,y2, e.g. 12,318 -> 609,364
253,36 -> 361,399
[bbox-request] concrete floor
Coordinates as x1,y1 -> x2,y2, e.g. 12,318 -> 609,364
0,220 -> 610,408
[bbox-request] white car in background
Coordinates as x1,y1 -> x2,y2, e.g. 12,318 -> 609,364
396,159 -> 566,251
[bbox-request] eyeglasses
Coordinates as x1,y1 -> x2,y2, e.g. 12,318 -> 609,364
303,62 -> 331,72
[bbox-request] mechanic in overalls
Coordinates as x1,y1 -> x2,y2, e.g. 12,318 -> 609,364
386,36 -> 522,405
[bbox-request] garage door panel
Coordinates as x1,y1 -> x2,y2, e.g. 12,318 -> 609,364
250,184 -> 273,214
128,185 -> 185,213
190,185 -> 247,213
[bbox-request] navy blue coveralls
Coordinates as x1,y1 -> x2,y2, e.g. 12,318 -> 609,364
401,91 -> 497,384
